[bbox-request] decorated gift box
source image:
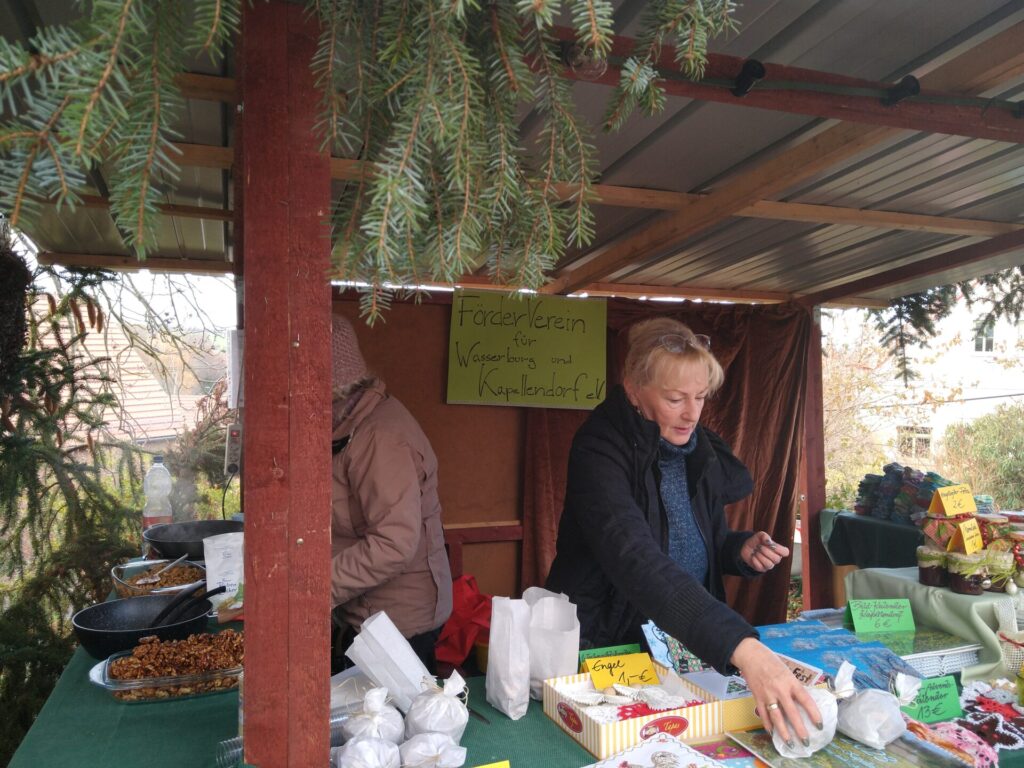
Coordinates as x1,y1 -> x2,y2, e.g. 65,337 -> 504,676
542,663 -> 770,760
921,514 -> 973,551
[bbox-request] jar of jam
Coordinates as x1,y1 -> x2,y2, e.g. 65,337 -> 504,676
946,552 -> 988,595
984,549 -> 1015,592
916,545 -> 948,587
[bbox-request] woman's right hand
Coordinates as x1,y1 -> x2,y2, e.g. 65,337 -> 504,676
730,638 -> 823,746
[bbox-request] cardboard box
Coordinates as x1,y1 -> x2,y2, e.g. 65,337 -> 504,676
542,664 -> 764,759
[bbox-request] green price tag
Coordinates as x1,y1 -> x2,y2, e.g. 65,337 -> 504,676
901,675 -> 962,724
579,643 -> 642,668
844,598 -> 915,634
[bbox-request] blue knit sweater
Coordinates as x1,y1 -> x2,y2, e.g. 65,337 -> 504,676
658,434 -> 708,586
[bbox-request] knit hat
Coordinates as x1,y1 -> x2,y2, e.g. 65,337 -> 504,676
331,314 -> 368,393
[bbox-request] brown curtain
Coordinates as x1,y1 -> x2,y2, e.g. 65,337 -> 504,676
522,300 -> 811,626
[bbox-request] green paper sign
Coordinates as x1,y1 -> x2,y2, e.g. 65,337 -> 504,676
844,598 -> 915,634
901,675 -> 962,724
579,643 -> 643,668
447,291 -> 607,409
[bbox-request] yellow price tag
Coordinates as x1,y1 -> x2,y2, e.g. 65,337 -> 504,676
582,652 -> 658,689
472,763 -> 511,768
946,518 -> 983,554
928,484 -> 977,517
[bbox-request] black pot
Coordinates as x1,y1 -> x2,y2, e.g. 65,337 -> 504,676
72,593 -> 212,659
143,520 -> 243,560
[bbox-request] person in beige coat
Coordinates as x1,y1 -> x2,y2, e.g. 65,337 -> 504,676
330,314 -> 453,673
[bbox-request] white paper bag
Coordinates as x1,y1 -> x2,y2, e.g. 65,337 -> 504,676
346,612 -> 433,713
203,531 -> 244,609
398,733 -> 466,768
522,587 -> 580,700
485,597 -> 530,720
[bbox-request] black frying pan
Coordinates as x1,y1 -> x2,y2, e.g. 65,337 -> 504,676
72,593 -> 212,659
143,519 -> 243,560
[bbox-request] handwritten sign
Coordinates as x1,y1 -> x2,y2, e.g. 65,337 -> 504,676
928,484 -> 977,517
579,643 -> 643,669
583,652 -> 658,689
947,517 -> 984,554
901,676 -> 961,724
447,291 -> 607,409
844,599 -> 915,634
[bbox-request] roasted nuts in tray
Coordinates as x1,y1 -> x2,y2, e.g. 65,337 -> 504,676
111,560 -> 206,597
92,629 -> 244,702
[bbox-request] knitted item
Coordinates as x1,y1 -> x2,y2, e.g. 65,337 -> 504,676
658,434 -> 708,585
332,314 -> 368,393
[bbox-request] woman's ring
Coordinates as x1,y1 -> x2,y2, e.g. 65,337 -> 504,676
766,702 -> 780,711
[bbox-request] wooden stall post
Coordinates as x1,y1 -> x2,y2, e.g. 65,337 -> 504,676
238,2 -> 333,765
801,307 -> 833,609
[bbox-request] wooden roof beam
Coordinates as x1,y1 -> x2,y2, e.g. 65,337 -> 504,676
797,227 -> 1024,307
173,144 -> 1022,237
548,20 -> 1024,296
36,251 -> 232,274
550,26 -> 1024,144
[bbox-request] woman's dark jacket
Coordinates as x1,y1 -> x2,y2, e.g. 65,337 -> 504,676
545,385 -> 760,673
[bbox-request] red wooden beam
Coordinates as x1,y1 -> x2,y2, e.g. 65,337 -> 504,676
240,3 -> 332,767
800,309 -> 833,610
550,26 -> 1024,144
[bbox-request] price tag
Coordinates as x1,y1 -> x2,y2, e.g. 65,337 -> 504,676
844,599 -> 915,634
901,676 -> 962,724
472,762 -> 511,768
947,517 -> 984,554
928,484 -> 977,517
582,652 -> 658,689
579,643 -> 642,669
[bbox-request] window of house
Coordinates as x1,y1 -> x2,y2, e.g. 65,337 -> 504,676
974,322 -> 995,353
897,425 -> 932,459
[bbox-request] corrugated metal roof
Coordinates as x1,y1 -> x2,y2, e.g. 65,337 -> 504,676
6,0 -> 1024,306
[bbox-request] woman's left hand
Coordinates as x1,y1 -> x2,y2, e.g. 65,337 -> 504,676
741,531 -> 789,572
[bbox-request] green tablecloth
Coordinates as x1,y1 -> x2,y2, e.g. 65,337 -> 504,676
11,653 -> 593,767
822,509 -> 924,568
845,567 -> 1018,682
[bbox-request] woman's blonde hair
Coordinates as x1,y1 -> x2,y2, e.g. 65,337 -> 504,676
622,317 -> 724,393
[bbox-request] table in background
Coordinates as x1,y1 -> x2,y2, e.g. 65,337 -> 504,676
821,509 -> 923,568
845,567 -> 1017,681
11,652 -> 593,768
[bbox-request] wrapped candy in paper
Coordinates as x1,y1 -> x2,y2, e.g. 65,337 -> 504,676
405,670 -> 470,742
339,687 -> 405,744
331,736 -> 400,768
399,733 -> 467,768
835,663 -> 921,750
770,686 -> 838,758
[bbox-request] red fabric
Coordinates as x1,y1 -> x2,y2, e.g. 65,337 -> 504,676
434,574 -> 492,666
521,300 -> 811,626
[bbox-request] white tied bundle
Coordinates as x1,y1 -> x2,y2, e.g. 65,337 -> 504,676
834,662 -> 921,750
398,733 -> 467,768
770,686 -> 838,758
405,671 -> 469,742
340,687 -> 406,745
331,737 -> 400,768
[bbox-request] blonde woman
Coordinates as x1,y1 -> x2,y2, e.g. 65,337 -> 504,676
546,317 -> 821,745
